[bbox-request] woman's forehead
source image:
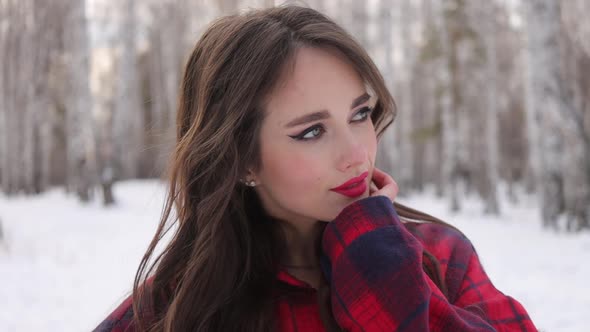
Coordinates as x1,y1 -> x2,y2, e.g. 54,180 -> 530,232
263,47 -> 366,123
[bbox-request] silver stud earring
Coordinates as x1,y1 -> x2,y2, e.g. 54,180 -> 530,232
241,179 -> 256,187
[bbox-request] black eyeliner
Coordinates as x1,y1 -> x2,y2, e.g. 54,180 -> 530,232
352,106 -> 373,121
289,124 -> 324,141
288,106 -> 373,141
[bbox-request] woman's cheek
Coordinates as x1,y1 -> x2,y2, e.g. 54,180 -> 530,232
284,153 -> 322,186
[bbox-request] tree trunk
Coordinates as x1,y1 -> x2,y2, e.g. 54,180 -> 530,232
477,1 -> 500,215
524,0 -> 566,229
521,2 -> 540,195
64,0 -> 96,202
2,2 -> 20,194
398,0 -> 415,192
436,0 -> 460,211
114,0 -> 143,180
350,1 -> 369,48
375,0 -> 396,179
92,48 -> 118,206
0,2 -> 7,192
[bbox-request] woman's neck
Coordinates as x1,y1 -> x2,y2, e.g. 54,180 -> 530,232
276,219 -> 325,268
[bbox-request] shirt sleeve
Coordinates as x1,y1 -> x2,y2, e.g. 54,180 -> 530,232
319,195 -> 537,332
92,295 -> 135,332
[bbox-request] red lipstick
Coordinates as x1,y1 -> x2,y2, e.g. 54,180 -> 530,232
330,171 -> 368,198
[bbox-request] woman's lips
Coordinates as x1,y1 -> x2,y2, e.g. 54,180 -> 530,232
330,171 -> 368,198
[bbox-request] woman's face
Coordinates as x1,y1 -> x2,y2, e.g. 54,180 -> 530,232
250,46 -> 378,225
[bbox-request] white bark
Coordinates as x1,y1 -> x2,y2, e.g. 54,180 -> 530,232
560,1 -> 590,231
114,0 -> 142,179
418,0 -> 444,196
470,1 -> 500,215
22,18 -> 35,193
434,0 -> 460,211
64,0 -> 96,201
147,0 -> 191,174
147,26 -> 168,174
524,0 -> 566,228
522,11 -> 540,193
0,2 -> 7,192
398,0 -> 415,191
161,8 -> 185,132
561,0 -> 590,57
350,0 -> 368,48
29,1 -> 55,193
375,0 -> 395,178
91,48 -> 117,205
2,1 -> 22,194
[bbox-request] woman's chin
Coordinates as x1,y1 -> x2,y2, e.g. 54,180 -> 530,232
323,196 -> 367,222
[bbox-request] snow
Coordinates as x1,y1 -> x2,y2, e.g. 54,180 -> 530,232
0,181 -> 166,332
1,180 -> 588,331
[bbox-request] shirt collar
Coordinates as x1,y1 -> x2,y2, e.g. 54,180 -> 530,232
276,267 -> 316,290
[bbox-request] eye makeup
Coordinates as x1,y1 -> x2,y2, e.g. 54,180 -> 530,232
288,106 -> 374,141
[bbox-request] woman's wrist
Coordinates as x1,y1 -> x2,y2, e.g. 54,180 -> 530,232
322,195 -> 401,263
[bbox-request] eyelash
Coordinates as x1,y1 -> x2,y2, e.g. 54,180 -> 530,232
289,106 -> 374,141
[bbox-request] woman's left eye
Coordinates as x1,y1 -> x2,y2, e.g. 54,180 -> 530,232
352,106 -> 373,122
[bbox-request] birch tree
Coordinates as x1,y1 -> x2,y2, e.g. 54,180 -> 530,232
397,0 -> 415,192
64,0 -> 96,201
0,0 -> 67,195
114,0 -> 143,179
350,0 -> 368,48
145,0 -> 192,175
1,1 -> 20,194
560,1 -> 590,231
415,0 -> 448,197
469,1 -> 500,214
436,0 -> 460,211
29,1 -> 59,194
494,7 -> 526,205
0,1 -> 36,194
561,0 -> 590,57
524,0 -> 568,229
375,0 -> 396,178
0,1 -> 8,192
92,47 -> 117,205
520,1 -> 541,194
36,2 -> 61,194
19,0 -> 35,193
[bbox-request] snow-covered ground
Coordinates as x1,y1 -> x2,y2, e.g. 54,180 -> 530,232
0,180 -> 588,331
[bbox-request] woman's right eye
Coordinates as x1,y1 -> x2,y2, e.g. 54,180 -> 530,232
289,124 -> 325,141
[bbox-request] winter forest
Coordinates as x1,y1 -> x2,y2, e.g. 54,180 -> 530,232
1,0 -> 589,331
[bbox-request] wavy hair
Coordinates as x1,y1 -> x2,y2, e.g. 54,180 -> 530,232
132,5 -> 451,331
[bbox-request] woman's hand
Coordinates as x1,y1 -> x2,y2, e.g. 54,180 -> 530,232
369,167 -> 399,203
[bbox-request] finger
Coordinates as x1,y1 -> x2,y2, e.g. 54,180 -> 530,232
371,167 -> 394,189
370,178 -> 399,202
369,181 -> 378,194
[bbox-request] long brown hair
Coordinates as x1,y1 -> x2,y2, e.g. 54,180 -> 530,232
132,5 -> 450,331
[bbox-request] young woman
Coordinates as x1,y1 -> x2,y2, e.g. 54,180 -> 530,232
94,5 -> 537,332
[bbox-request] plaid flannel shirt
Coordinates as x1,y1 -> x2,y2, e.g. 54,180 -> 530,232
94,196 -> 537,331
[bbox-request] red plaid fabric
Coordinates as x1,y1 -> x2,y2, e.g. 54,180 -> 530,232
312,196 -> 537,332
94,196 -> 537,331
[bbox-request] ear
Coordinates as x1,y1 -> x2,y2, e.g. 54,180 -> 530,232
240,168 -> 259,186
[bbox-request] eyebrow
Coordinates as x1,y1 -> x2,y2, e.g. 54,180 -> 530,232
284,92 -> 371,128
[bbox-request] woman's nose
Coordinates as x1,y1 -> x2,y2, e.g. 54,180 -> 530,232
336,134 -> 367,172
